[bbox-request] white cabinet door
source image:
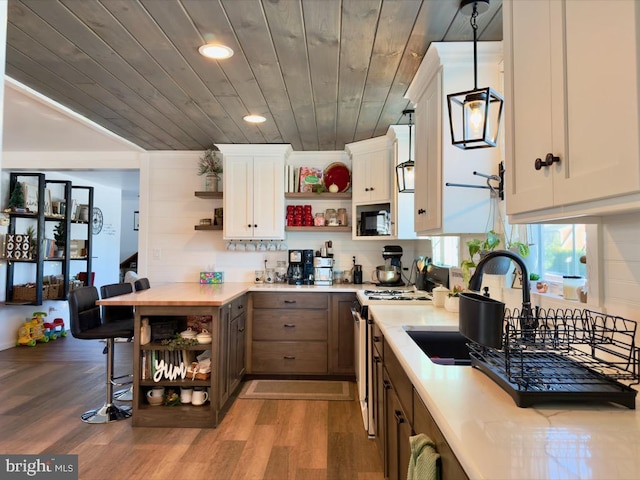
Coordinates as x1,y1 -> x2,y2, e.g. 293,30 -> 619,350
222,150 -> 286,240
505,0 -> 640,220
224,156 -> 254,239
348,135 -> 394,205
413,70 -> 441,233
252,156 -> 285,239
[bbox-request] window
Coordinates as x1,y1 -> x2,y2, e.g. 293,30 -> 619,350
430,236 -> 460,267
531,224 -> 587,283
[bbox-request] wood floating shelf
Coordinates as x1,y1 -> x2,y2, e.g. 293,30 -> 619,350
194,191 -> 223,199
194,225 -> 223,231
285,192 -> 352,200
285,226 -> 351,232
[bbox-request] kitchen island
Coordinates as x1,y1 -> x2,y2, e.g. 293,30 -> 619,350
370,303 -> 640,480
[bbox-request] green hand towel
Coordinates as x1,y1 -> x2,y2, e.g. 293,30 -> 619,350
407,433 -> 441,480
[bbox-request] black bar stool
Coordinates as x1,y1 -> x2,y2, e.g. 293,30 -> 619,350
69,286 -> 134,423
100,282 -> 136,402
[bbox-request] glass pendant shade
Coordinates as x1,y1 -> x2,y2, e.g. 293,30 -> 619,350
448,87 -> 503,149
396,160 -> 415,193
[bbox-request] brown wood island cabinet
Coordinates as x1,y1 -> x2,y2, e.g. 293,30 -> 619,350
249,292 -> 355,377
372,329 -> 469,480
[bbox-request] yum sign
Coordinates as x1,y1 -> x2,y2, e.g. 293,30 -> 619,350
153,359 -> 187,382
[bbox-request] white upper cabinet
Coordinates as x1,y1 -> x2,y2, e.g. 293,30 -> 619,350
504,0 -> 640,222
347,133 -> 395,206
219,144 -> 291,239
406,42 -> 504,235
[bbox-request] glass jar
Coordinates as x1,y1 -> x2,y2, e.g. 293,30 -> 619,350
275,261 -> 288,283
325,208 -> 338,226
314,212 -> 325,226
337,208 -> 348,226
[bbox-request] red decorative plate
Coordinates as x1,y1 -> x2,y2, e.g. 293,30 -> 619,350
323,162 -> 351,192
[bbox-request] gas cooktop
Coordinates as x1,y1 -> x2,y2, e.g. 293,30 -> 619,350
363,289 -> 432,301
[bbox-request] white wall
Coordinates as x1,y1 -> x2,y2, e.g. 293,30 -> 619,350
120,191 -> 139,264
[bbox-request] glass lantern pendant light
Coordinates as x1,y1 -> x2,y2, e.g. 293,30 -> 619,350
447,0 -> 504,150
396,109 -> 415,193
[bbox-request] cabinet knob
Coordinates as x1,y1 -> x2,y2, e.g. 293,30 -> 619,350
238,327 -> 245,333
373,355 -> 381,364
417,208 -> 426,215
534,153 -> 560,170
370,187 -> 374,191
383,380 -> 391,390
254,224 -> 257,228
365,187 -> 370,192
394,410 -> 405,424
373,335 -> 381,342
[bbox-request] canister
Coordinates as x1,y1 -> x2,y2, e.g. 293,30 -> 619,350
432,286 -> 449,308
563,276 -> 584,300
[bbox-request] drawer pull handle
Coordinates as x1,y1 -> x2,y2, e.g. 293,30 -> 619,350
237,305 -> 244,310
373,335 -> 381,342
284,300 -> 297,304
283,324 -> 296,328
383,380 -> 391,390
238,327 -> 245,333
394,410 -> 404,424
373,355 -> 381,364
284,355 -> 296,360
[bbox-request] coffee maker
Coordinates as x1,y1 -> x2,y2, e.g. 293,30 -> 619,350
287,249 -> 315,285
314,256 -> 334,286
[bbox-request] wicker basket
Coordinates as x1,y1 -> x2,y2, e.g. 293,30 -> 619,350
186,362 -> 211,381
13,284 -> 49,302
46,284 -> 60,300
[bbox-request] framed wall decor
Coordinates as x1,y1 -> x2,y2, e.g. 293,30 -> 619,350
134,211 -> 139,231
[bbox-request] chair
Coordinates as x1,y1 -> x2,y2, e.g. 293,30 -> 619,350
100,282 -> 136,402
69,286 -> 134,423
134,277 -> 150,291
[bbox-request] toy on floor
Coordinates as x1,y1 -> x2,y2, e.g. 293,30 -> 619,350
44,317 -> 66,340
16,311 -> 66,346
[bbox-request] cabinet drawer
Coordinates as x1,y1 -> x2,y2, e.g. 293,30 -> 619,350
252,292 -> 328,309
252,342 -> 327,373
232,294 -> 247,318
371,321 -> 384,359
253,310 -> 328,341
384,338 -> 413,426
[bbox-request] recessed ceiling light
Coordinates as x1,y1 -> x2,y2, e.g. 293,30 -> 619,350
243,114 -> 266,123
198,43 -> 234,60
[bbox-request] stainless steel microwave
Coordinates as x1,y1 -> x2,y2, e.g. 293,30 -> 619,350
359,210 -> 391,236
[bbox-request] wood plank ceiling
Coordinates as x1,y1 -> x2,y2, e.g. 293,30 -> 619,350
6,0 -> 502,151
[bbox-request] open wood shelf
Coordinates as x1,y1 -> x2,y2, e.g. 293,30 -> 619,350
194,191 -> 223,199
285,192 -> 351,200
194,224 -> 222,231
285,226 -> 351,232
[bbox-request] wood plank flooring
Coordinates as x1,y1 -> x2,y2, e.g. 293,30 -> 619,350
0,335 -> 383,480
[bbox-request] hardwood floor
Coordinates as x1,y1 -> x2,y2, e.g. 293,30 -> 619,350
0,335 -> 383,480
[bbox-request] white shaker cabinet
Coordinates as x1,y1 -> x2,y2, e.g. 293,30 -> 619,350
406,42 -> 503,235
346,131 -> 398,239
504,0 -> 640,222
219,144 -> 291,239
347,133 -> 395,206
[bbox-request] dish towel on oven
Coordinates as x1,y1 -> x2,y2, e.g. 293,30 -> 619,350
407,433 -> 441,480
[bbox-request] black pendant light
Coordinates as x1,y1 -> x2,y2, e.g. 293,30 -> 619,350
447,0 -> 504,150
396,109 -> 415,193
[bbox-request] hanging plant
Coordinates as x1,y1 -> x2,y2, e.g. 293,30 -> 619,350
197,146 -> 223,179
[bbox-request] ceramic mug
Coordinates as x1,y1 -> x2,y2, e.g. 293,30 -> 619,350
192,388 -> 209,406
147,387 -> 164,399
180,387 -> 193,404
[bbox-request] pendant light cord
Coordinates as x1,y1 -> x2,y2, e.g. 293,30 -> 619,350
471,3 -> 479,90
408,111 -> 413,162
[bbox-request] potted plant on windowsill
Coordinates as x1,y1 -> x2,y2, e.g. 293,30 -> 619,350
198,146 -> 223,192
461,230 -> 511,283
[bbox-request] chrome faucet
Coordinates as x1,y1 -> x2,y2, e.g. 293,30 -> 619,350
468,249 -> 535,329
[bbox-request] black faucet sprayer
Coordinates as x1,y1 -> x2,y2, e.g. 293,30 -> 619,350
468,250 -> 537,331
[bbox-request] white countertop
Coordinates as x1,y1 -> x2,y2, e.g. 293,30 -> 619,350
369,303 -> 640,480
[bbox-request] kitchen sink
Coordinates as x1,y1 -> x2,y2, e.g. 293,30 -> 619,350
405,330 -> 471,366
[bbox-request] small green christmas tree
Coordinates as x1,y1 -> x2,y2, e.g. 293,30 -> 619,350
53,221 -> 66,250
8,182 -> 25,211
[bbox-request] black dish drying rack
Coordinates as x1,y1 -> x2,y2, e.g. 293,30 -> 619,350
468,307 -> 640,409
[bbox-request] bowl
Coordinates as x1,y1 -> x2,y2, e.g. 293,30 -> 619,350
181,328 -> 197,340
375,265 -> 401,284
196,329 -> 212,344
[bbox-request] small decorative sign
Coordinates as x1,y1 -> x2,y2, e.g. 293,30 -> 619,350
153,359 -> 187,382
5,234 -> 31,259
200,272 -> 224,284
